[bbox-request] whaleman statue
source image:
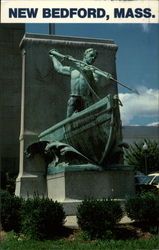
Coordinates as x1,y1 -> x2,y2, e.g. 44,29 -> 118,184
15,36 -> 136,200
49,48 -> 112,117
26,49 -> 136,171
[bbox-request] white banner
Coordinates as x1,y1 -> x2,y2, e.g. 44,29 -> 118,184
1,1 -> 158,23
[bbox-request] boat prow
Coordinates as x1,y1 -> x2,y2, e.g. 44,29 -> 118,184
39,94 -> 122,166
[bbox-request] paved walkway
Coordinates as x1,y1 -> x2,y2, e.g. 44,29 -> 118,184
65,215 -> 133,228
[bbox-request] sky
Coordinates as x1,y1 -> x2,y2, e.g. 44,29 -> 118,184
26,23 -> 159,126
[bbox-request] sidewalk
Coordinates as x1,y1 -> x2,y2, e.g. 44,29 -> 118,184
65,215 -> 133,228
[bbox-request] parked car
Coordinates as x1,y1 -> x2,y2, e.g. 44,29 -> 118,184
135,173 -> 158,194
147,172 -> 159,189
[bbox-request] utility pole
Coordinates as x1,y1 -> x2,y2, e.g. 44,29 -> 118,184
143,142 -> 148,175
49,24 -> 55,35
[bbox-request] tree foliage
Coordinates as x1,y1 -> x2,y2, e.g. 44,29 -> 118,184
124,139 -> 159,174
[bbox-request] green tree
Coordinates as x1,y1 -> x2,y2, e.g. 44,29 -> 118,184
124,139 -> 159,174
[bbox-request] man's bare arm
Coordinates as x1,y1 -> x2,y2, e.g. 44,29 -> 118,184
49,49 -> 71,76
93,68 -> 112,80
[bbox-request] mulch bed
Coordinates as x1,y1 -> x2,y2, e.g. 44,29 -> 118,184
0,223 -> 156,242
65,223 -> 155,241
112,224 -> 154,240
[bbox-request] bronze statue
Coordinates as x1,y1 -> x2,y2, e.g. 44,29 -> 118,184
49,48 -> 112,117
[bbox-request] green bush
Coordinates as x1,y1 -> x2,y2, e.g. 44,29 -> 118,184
77,198 -> 123,239
0,190 -> 22,232
1,172 -> 16,195
126,192 -> 159,232
21,196 -> 66,240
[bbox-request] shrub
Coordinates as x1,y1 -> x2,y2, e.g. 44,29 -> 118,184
5,173 -> 16,195
126,192 -> 159,232
1,172 -> 16,195
77,198 -> 123,239
21,196 -> 66,240
0,190 -> 22,232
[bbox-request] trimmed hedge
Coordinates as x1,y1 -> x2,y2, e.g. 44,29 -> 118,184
0,190 -> 22,232
126,192 -> 159,232
1,191 -> 66,240
21,196 -> 66,240
77,198 -> 123,239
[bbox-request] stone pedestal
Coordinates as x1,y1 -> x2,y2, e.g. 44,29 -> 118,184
47,165 -> 135,215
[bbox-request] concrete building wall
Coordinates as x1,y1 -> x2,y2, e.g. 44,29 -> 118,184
123,126 -> 159,145
0,24 -> 25,175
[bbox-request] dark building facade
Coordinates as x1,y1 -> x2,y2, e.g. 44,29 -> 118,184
0,24 -> 25,176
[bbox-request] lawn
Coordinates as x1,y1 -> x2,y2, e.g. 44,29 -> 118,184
1,229 -> 159,250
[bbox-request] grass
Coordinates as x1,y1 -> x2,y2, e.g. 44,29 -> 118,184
0,231 -> 159,250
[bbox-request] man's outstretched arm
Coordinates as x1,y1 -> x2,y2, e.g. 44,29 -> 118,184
49,49 -> 71,76
93,68 -> 113,80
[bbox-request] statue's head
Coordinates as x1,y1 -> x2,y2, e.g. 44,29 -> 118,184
83,48 -> 98,65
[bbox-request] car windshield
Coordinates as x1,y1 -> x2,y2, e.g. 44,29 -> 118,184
140,176 -> 154,184
151,176 -> 159,185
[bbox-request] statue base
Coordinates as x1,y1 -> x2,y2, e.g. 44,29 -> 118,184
47,164 -> 135,215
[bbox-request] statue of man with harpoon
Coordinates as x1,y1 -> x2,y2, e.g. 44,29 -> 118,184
49,48 -> 112,117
